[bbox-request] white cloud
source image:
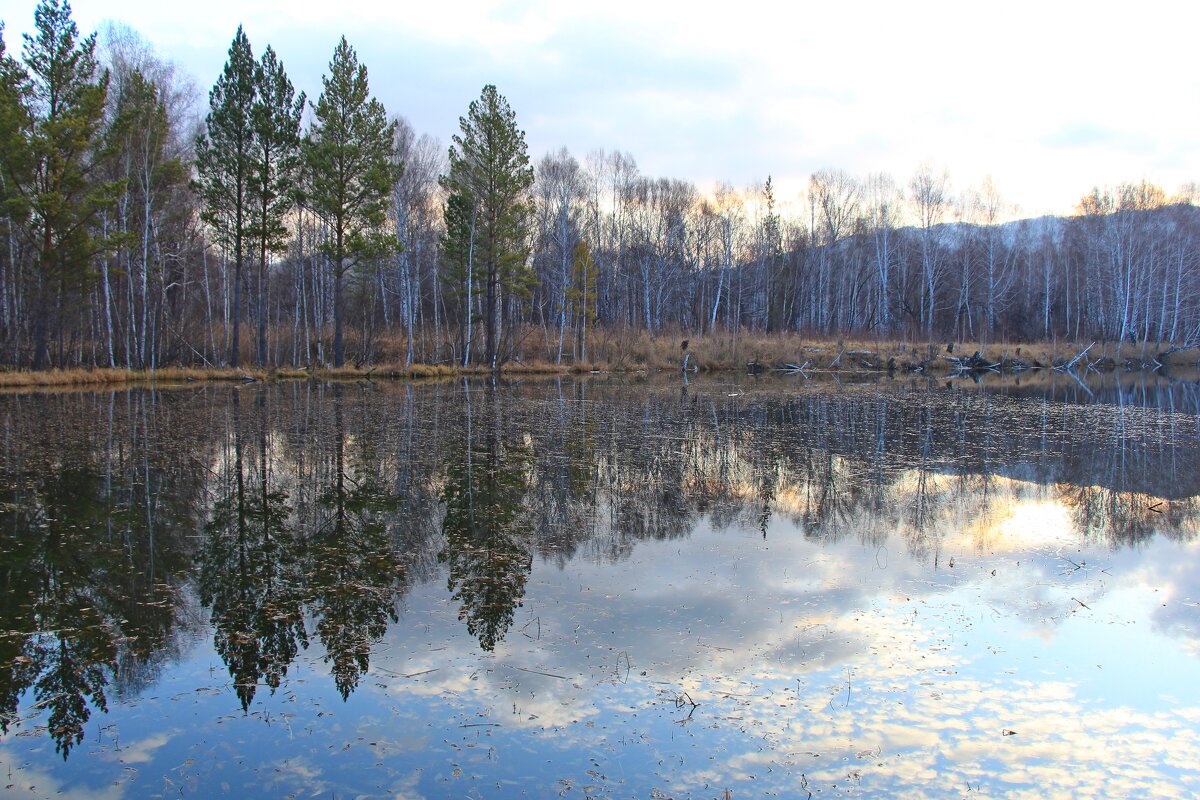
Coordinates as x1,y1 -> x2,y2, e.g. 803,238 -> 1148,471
3,0 -> 1197,213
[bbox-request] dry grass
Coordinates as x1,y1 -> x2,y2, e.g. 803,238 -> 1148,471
540,330 -> 1034,373
1,332 -> 1192,390
584,332 -> 1200,374
0,366 -> 291,389
0,367 -> 140,388
201,321 -> 1200,374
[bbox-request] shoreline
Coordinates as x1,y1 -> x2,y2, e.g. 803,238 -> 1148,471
0,337 -> 1196,390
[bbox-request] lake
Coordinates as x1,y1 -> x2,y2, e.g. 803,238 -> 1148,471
1,372 -> 1199,798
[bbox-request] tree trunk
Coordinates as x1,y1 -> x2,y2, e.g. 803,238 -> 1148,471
486,258 -> 497,370
333,221 -> 345,368
333,264 -> 344,368
258,214 -> 267,368
231,241 -> 242,368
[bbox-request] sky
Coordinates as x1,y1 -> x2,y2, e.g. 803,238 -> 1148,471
2,0 -> 1198,217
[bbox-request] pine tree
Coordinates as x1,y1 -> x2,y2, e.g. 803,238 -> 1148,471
194,26 -> 255,368
249,45 -> 303,368
0,26 -> 23,351
0,24 -> 27,198
303,36 -> 400,368
444,84 -> 535,370
0,26 -> 29,320
439,188 -> 479,365
762,176 -> 784,332
0,0 -> 116,369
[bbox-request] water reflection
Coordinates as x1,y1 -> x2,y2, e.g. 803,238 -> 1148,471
0,391 -> 206,756
198,389 -> 303,710
0,374 -> 1196,791
198,385 -> 408,704
440,381 -> 534,652
307,385 -> 406,698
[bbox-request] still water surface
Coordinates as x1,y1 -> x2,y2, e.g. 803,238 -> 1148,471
1,373 -> 1199,798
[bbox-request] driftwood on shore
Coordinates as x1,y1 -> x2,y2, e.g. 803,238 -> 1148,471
738,339 -> 1196,378
1052,342 -> 1095,372
944,351 -> 1001,374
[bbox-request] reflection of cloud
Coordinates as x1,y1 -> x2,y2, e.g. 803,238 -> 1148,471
351,492 -> 1200,796
382,770 -> 427,800
598,602 -> 1200,798
1129,542 -> 1200,653
0,759 -> 128,800
262,757 -> 330,795
7,375 -> 1200,798
98,731 -> 174,764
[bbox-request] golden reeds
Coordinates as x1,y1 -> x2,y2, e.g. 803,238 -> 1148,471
0,333 -> 1192,389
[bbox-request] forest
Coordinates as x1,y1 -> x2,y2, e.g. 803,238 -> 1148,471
2,0 -> 1198,372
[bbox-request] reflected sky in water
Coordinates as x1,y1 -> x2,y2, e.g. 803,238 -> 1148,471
0,373 -> 1198,798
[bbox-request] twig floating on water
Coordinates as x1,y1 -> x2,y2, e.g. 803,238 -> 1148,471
675,691 -> 699,710
512,666 -> 568,680
373,667 -> 440,679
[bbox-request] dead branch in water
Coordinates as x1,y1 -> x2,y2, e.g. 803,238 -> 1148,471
1055,341 -> 1095,372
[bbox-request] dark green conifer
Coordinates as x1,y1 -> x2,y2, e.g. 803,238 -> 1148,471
303,36 -> 400,368
444,85 -> 535,370
194,25 -> 255,368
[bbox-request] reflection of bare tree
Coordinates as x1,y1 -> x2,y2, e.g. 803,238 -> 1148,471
527,379 -> 598,567
1063,485 -> 1200,547
390,383 -> 449,583
906,409 -> 943,557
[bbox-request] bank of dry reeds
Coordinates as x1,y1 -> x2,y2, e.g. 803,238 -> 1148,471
0,331 -> 1193,389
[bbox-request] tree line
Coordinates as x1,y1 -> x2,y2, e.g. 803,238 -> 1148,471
1,1 -> 1198,372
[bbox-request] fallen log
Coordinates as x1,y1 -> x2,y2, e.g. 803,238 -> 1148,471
1053,342 -> 1095,372
944,351 -> 1000,373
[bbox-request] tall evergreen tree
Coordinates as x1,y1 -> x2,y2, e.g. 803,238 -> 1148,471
249,45 -> 303,368
0,24 -> 29,346
303,37 -> 400,368
439,188 -> 478,365
0,24 -> 28,202
0,1 -> 116,369
194,26 -> 255,368
445,84 -> 535,370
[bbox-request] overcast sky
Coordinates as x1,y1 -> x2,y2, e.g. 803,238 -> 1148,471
3,0 -> 1198,217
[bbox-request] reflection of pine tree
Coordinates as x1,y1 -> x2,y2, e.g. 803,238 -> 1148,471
307,388 -> 405,699
36,629 -> 112,758
440,387 -> 533,652
0,467 -> 119,757
199,391 -> 303,711
0,390 -> 209,756
0,633 -> 38,737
